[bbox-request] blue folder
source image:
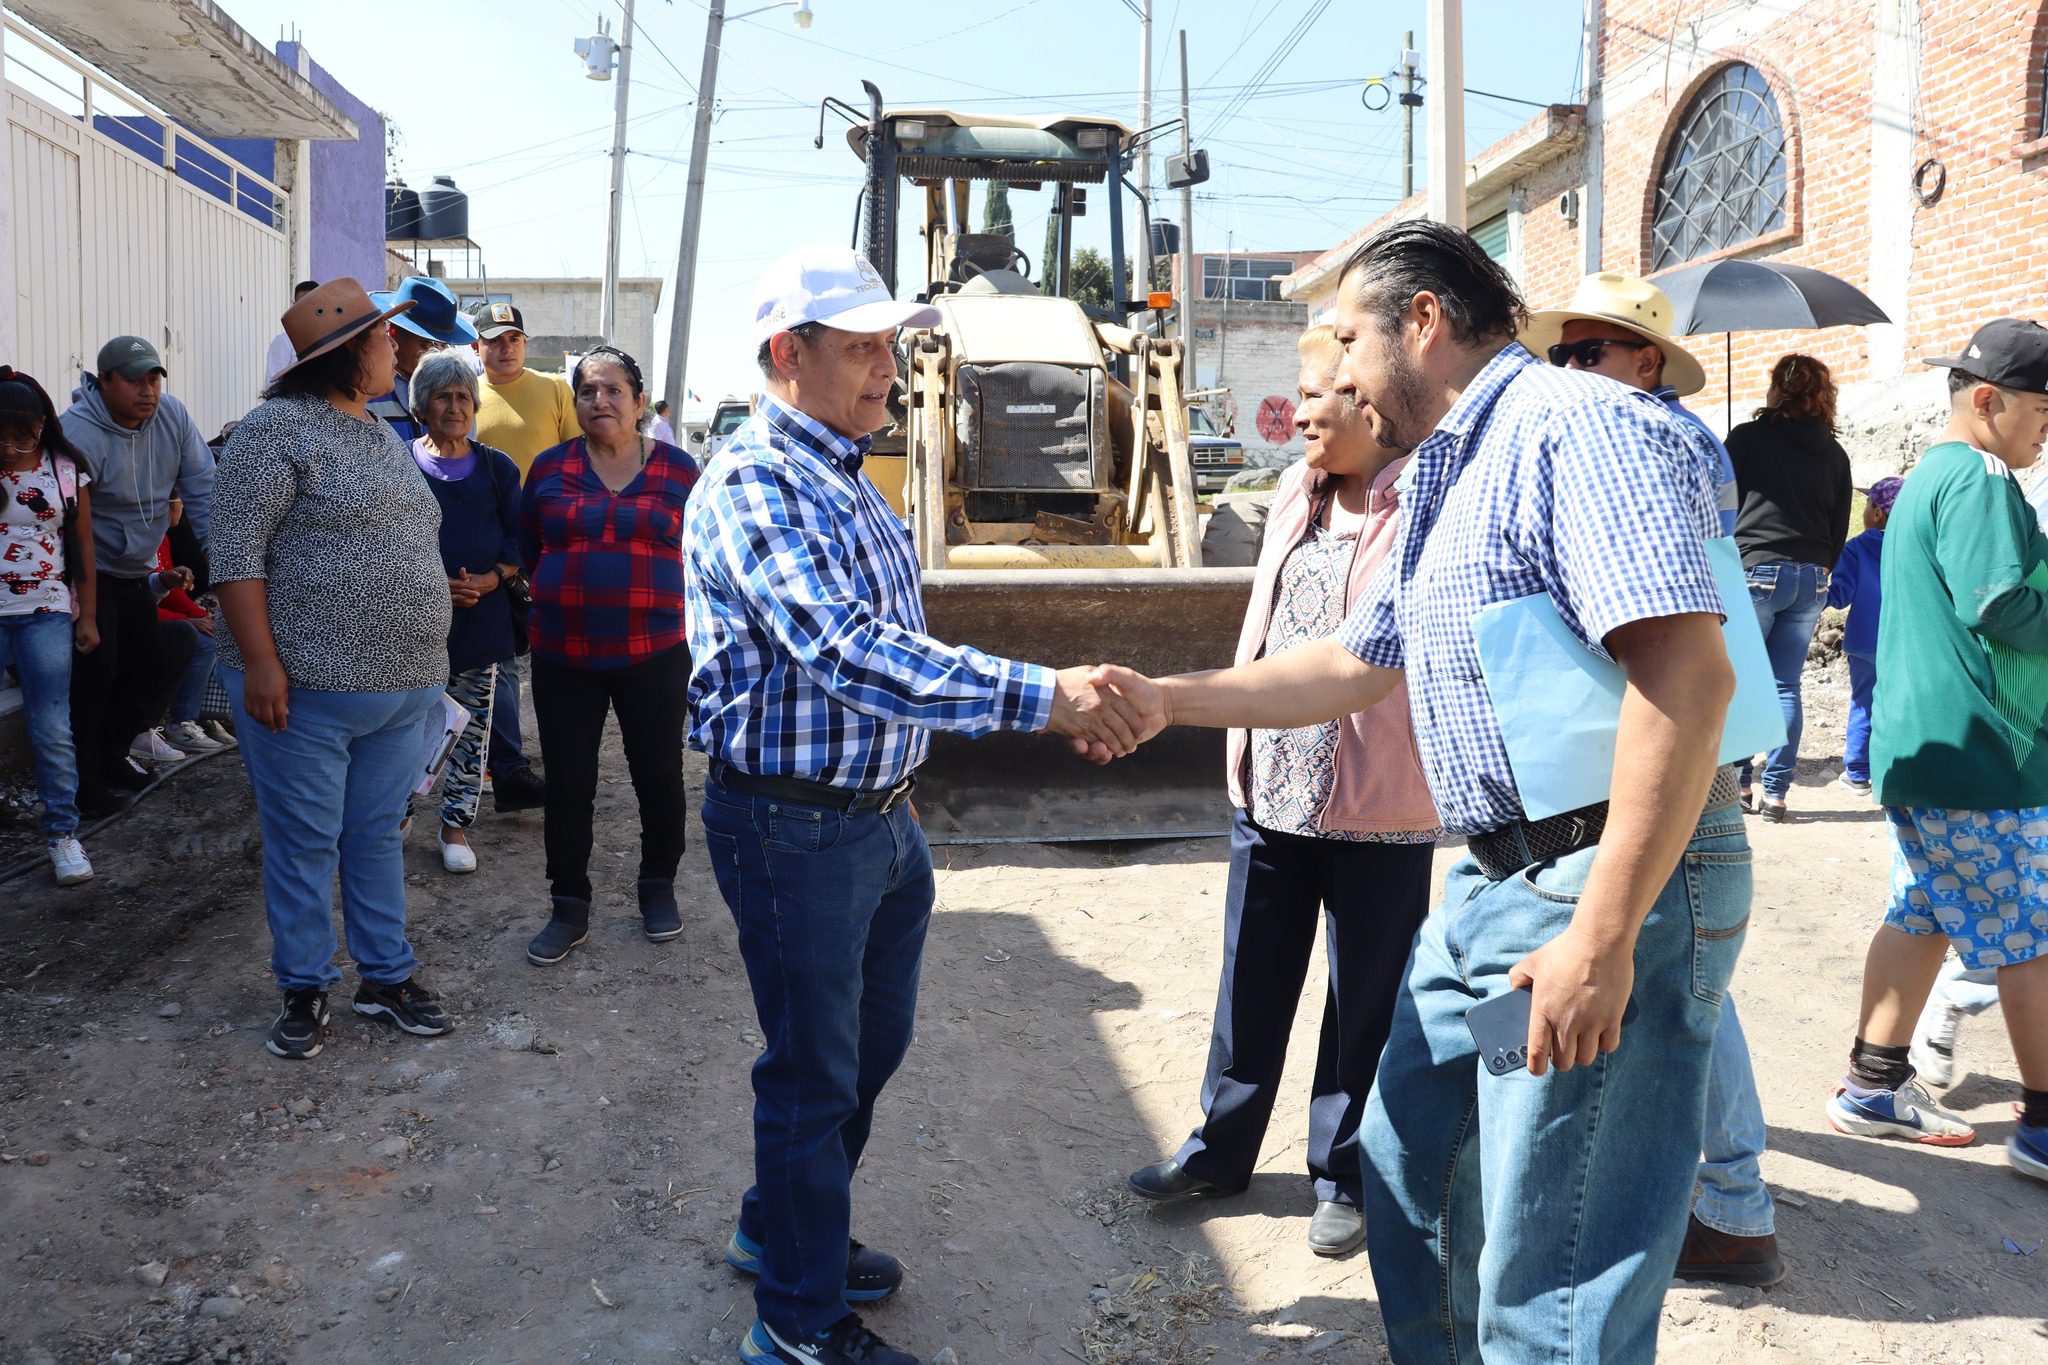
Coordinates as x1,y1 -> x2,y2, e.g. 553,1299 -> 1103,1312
1470,538 -> 1787,821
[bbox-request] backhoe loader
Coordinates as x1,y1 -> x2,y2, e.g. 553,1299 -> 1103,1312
821,83 -> 1257,842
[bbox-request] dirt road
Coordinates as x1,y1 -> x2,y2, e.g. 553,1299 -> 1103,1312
2,683 -> 2043,1363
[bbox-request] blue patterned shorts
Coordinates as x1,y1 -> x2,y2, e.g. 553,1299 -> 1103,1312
1883,806 -> 2048,970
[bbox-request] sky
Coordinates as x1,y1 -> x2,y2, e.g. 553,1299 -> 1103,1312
214,0 -> 1587,414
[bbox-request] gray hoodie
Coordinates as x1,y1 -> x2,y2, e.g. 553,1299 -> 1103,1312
60,373 -> 216,580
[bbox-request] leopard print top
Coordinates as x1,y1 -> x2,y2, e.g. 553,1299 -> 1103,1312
209,394 -> 451,692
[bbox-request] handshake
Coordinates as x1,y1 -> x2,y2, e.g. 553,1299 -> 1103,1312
1045,665 -> 1173,764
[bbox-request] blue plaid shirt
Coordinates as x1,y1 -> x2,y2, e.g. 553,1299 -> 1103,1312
684,395 -> 1055,790
1340,345 -> 1726,836
1652,384 -> 1739,537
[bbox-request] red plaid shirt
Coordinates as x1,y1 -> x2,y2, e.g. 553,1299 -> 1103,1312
518,438 -> 700,669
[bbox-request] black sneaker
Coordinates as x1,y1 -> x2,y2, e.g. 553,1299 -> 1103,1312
267,988 -> 331,1060
725,1229 -> 902,1302
353,977 -> 452,1036
739,1313 -> 921,1365
528,899 -> 591,965
493,767 -> 547,813
104,757 -> 153,792
76,786 -> 136,821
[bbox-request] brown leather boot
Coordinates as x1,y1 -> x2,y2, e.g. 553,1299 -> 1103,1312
1674,1213 -> 1786,1287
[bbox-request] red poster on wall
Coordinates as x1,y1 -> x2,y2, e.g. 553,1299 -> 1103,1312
1255,395 -> 1296,445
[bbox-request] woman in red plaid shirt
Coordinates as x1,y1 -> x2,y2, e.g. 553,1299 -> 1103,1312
518,346 -> 700,963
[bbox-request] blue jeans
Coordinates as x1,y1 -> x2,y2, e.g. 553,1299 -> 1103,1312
701,774 -> 934,1338
487,653 -> 531,779
1844,652 -> 1875,784
0,612 -> 80,835
1175,810 -> 1433,1206
163,619 -> 218,725
224,668 -> 440,992
1359,805 -> 1751,1365
1737,560 -> 1828,799
1695,993 -> 1775,1237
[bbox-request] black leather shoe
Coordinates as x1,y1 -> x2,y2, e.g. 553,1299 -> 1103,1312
494,766 -> 547,813
1127,1158 -> 1246,1201
638,878 -> 682,942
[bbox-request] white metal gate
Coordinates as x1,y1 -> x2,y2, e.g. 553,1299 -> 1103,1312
5,17 -> 287,437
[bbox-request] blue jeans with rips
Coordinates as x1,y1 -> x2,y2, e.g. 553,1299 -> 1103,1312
1737,560 -> 1829,799
701,773 -> 934,1339
1694,993 -> 1776,1237
0,611 -> 80,835
224,668 -> 441,991
1358,804 -> 1751,1365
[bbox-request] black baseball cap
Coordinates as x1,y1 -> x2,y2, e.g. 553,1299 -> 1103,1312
472,301 -> 526,340
1927,318 -> 2048,395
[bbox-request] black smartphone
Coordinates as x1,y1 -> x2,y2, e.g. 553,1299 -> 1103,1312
1465,987 -> 1640,1076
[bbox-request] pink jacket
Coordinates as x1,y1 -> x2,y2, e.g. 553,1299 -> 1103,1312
1225,457 -> 1439,836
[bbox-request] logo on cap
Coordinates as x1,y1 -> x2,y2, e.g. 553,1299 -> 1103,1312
854,257 -> 884,290
130,341 -> 149,352
1968,344 -> 1983,358
491,304 -> 516,323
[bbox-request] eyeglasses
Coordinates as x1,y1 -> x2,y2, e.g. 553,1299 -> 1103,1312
1547,338 -> 1651,369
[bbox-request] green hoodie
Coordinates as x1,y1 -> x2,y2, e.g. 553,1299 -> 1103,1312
1874,440 -> 2048,809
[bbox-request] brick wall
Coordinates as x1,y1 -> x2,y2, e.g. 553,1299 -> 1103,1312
1541,0 -> 2048,429
1186,297 -> 1312,465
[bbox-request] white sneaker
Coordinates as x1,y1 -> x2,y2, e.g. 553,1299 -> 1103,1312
439,831 -> 478,874
164,720 -> 225,753
200,719 -> 237,746
1826,1076 -> 1977,1146
48,836 -> 93,886
128,729 -> 186,765
1910,1002 -> 1964,1088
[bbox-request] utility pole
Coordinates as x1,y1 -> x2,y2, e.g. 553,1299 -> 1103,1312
1426,0 -> 1467,227
1177,28 -> 1195,388
1399,31 -> 1419,199
664,0 -> 725,415
600,0 -> 635,342
1134,0 -> 1153,310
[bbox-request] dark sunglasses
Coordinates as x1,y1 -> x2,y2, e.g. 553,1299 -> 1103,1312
1548,337 -> 1651,368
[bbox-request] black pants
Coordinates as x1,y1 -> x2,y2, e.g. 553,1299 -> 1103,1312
1173,810 -> 1435,1206
69,573 -> 193,795
530,644 -> 688,903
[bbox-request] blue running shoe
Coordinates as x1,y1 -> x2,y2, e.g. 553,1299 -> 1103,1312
1825,1074 -> 1975,1146
725,1227 -> 902,1302
738,1313 -> 920,1364
2011,1123 -> 2048,1183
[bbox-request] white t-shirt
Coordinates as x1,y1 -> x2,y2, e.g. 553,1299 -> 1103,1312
0,459 -> 90,617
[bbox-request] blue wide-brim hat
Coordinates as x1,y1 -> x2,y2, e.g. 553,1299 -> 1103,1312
390,276 -> 480,346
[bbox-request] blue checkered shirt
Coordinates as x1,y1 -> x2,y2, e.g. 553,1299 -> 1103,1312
684,394 -> 1055,790
1339,345 -> 1726,836
1652,385 -> 1739,537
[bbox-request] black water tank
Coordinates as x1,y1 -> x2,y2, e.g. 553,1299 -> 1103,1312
384,178 -> 422,239
417,175 -> 469,241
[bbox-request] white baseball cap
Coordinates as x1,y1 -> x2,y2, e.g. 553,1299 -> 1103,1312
753,243 -> 940,347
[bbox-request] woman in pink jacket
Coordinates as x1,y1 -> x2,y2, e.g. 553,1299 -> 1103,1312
1127,326 -> 1438,1258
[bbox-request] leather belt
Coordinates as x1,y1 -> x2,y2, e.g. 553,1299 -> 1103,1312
1467,766 -> 1741,883
709,760 -> 916,815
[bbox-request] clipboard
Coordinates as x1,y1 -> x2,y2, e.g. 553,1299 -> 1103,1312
1470,537 -> 1787,820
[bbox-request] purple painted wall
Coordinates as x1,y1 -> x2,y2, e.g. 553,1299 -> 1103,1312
213,42 -> 386,289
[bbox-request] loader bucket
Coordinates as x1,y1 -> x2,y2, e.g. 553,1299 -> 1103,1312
914,567 -> 1258,844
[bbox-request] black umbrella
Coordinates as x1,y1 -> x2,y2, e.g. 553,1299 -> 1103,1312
1649,259 -> 1892,426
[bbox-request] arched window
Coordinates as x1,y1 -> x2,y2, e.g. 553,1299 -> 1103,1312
1649,64 -> 1790,269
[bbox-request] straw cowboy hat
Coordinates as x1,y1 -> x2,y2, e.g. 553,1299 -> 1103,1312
1520,272 -> 1707,396
275,279 -> 414,379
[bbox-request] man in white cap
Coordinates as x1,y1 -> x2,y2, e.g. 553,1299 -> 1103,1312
683,243 -> 1146,1365
1522,272 -> 1783,1289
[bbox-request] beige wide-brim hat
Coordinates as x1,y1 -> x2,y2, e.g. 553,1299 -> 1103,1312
275,279 -> 414,380
1520,272 -> 1707,397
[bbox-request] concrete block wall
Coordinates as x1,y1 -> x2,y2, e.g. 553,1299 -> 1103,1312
1188,298 -> 1312,466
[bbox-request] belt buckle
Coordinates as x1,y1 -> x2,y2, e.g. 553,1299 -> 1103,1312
878,776 -> 915,814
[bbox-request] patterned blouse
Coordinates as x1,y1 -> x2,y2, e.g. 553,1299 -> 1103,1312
1249,498 -> 1435,844
209,394 -> 451,693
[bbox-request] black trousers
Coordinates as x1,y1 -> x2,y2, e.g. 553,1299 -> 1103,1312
530,644 -> 688,903
69,573 -> 193,794
1173,809 -> 1435,1206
